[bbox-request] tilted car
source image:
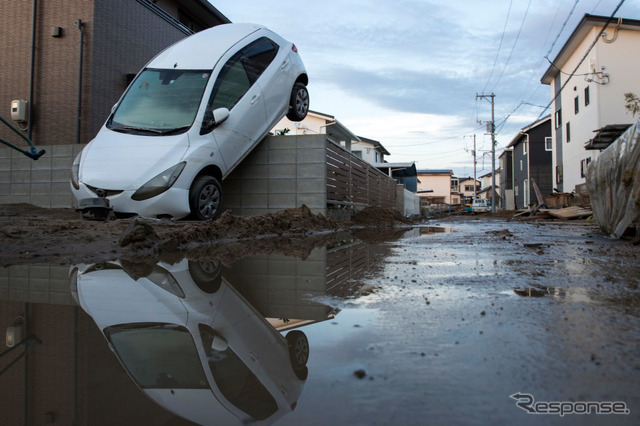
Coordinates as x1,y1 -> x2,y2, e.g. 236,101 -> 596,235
71,23 -> 309,220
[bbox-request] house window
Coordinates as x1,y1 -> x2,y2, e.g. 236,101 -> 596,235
555,109 -> 562,129
523,140 -> 527,155
566,122 -> 571,143
353,150 -> 363,159
556,165 -> 563,184
515,185 -> 519,196
574,96 -> 579,114
545,137 -> 552,151
524,178 -> 529,206
580,158 -> 592,178
584,86 -> 590,106
465,185 -> 474,192
520,160 -> 523,171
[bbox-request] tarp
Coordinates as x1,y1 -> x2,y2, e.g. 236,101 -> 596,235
586,119 -> 640,238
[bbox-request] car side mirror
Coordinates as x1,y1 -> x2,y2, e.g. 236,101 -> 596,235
200,107 -> 230,134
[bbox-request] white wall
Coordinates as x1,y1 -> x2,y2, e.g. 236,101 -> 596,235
550,25 -> 640,192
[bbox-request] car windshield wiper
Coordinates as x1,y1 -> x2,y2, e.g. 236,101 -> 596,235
112,125 -> 164,135
159,126 -> 190,135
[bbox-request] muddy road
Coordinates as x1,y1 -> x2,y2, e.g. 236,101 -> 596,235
1,207 -> 639,425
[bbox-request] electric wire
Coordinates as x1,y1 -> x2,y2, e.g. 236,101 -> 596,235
481,0 -> 514,94
490,0 -> 533,93
537,0 -> 626,119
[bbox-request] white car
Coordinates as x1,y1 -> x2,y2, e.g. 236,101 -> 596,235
471,199 -> 491,213
70,259 -> 309,425
71,23 -> 309,220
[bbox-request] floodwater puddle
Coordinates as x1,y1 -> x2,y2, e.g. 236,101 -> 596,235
3,219 -> 640,425
0,231 -> 398,425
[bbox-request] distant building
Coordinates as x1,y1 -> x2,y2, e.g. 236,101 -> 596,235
541,14 -> 640,192
499,149 -> 514,210
506,116 -> 552,209
376,162 -> 418,192
416,169 -> 455,204
273,110 -> 360,149
353,136 -> 390,164
457,177 -> 481,203
478,171 -> 500,206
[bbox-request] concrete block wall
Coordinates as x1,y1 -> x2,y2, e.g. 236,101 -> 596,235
0,144 -> 82,208
221,134 -> 328,217
0,264 -> 76,305
222,247 -> 331,321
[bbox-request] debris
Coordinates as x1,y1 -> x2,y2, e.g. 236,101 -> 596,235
539,206 -> 593,220
353,369 -> 367,379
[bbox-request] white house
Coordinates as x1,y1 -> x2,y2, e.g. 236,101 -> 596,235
273,110 -> 359,150
541,14 -> 640,193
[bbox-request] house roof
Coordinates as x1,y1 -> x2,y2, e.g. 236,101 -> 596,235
357,136 -> 391,156
304,111 -> 360,143
375,162 -> 417,176
541,14 -> 640,84
506,115 -> 551,148
584,123 -> 632,150
417,169 -> 453,175
187,1 -> 231,25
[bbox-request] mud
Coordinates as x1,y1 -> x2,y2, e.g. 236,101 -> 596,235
0,203 -> 413,267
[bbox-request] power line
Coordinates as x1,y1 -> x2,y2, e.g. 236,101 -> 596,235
481,0 -> 514,94
537,0 -> 627,119
490,0 -> 533,92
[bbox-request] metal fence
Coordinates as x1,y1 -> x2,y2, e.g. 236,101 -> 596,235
325,141 -> 396,208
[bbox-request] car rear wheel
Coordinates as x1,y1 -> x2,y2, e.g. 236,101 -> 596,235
286,330 -> 309,368
286,82 -> 309,121
189,175 -> 222,220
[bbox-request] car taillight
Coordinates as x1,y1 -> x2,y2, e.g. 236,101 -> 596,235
292,44 -> 298,53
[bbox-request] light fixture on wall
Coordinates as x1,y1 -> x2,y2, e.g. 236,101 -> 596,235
6,316 -> 24,347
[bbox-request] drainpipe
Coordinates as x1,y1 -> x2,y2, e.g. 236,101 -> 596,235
76,19 -> 84,145
28,0 -> 37,140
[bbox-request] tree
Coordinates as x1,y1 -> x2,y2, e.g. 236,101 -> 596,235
624,92 -> 640,117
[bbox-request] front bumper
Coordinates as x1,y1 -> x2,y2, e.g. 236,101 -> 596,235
71,182 -> 191,220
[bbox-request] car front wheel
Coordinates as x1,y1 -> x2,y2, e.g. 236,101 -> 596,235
189,175 -> 222,220
286,82 -> 309,121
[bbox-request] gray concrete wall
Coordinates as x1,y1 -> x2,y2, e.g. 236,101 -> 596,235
0,135 -> 328,215
0,144 -> 82,208
221,134 -> 327,216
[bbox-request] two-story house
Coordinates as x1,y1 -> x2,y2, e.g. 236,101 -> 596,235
273,110 -> 360,149
506,116 -> 552,209
416,169 -> 456,205
541,14 -> 640,193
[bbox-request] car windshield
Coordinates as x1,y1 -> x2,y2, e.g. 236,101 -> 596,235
104,323 -> 209,389
108,68 -> 211,135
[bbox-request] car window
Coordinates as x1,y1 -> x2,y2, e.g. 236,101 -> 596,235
242,37 -> 279,83
198,324 -> 278,420
208,37 -> 279,112
109,69 -> 211,133
210,56 -> 251,110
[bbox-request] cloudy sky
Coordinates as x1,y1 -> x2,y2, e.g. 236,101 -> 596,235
212,0 -> 639,177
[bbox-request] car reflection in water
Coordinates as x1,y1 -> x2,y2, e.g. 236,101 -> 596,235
70,258 -> 309,425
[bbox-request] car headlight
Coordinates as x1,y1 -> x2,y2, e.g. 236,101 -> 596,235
71,152 -> 82,190
131,162 -> 186,201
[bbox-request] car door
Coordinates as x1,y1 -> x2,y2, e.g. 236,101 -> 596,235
204,37 -> 278,175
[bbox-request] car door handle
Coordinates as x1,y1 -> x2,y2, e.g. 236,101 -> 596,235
250,93 -> 260,105
281,60 -> 289,70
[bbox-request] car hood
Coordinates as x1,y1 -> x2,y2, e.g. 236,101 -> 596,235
79,129 -> 190,191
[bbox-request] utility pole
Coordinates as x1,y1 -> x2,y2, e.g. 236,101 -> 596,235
476,93 -> 496,212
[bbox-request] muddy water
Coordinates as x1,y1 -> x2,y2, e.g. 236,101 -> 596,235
1,218 -> 639,425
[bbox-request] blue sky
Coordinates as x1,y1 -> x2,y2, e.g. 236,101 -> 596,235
211,0 -> 640,177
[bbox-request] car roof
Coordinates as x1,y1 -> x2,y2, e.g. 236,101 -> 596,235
147,23 -> 267,70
